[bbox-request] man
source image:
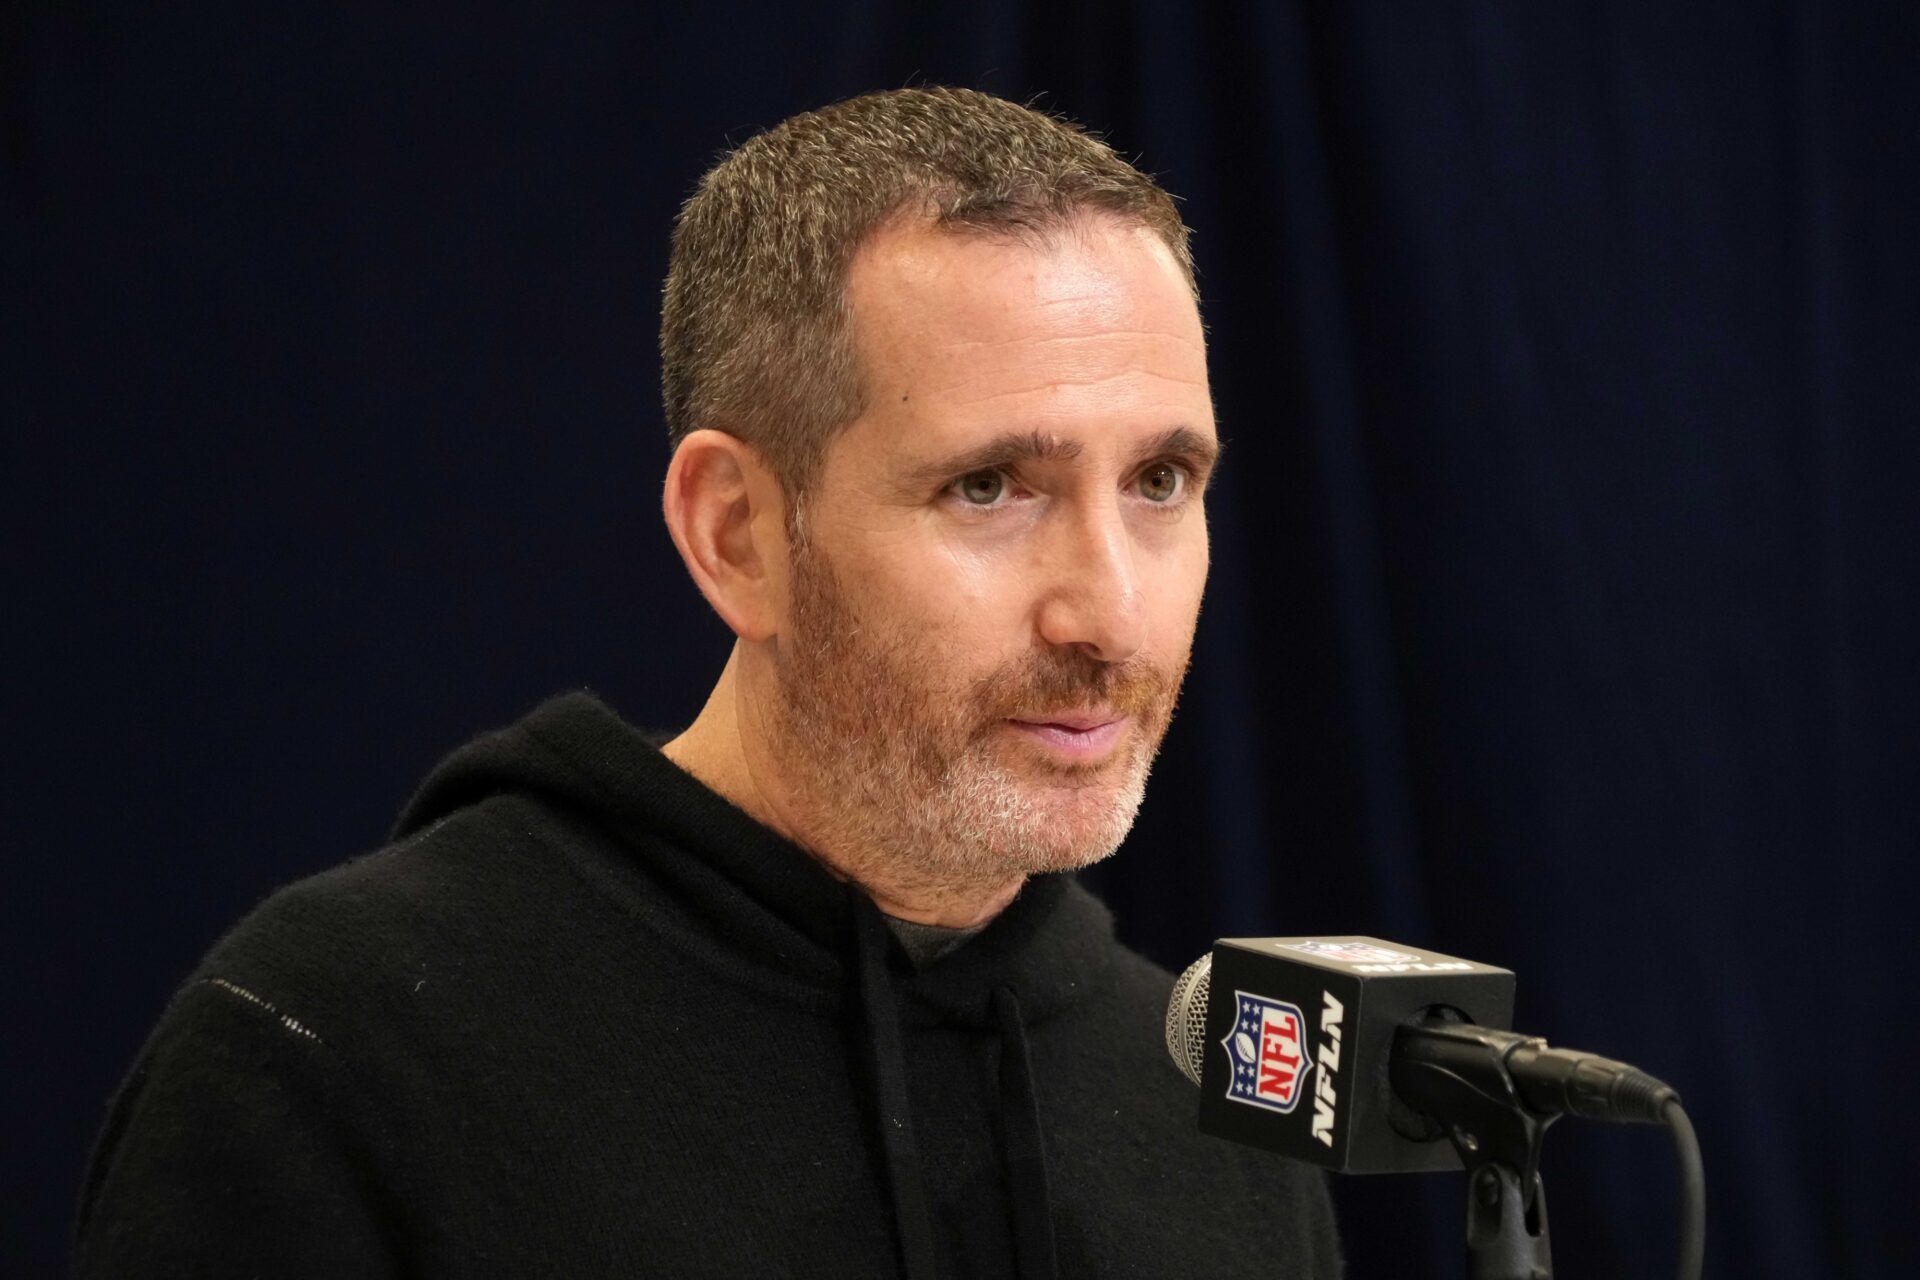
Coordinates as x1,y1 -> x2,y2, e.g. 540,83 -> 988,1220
75,87 -> 1340,1278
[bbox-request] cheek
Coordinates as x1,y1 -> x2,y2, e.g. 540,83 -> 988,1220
897,548 -> 1066,698
864,524 -> 1012,623
1148,532 -> 1210,649
836,530 -> 1014,660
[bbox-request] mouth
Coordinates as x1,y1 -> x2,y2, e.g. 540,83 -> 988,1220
1002,712 -> 1130,761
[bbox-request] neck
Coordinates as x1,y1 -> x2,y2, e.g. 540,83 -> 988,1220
661,645 -> 1025,929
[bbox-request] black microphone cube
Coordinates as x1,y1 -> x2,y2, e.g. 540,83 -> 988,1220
1198,936 -> 1515,1174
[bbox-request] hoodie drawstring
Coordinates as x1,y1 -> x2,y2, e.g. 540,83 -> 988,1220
991,985 -> 1060,1280
853,896 -> 941,1280
851,890 -> 1061,1280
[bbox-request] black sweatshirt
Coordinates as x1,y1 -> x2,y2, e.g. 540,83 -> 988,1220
75,693 -> 1341,1278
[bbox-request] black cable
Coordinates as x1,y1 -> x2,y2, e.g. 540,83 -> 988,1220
1664,1099 -> 1705,1280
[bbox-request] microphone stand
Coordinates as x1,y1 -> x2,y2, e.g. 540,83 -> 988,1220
1391,1021 -> 1557,1280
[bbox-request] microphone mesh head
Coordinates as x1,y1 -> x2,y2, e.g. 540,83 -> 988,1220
1165,952 -> 1213,1086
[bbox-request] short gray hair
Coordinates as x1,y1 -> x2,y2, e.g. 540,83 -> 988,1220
660,86 -> 1195,494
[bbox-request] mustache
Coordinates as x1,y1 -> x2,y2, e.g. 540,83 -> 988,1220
971,647 -> 1182,724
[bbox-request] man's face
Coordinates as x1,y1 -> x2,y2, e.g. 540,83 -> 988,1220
767,213 -> 1217,901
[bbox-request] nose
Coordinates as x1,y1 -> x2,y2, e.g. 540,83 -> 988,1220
1033,498 -> 1147,662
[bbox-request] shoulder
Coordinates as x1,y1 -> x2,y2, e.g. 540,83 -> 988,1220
1035,935 -> 1345,1275
182,792 -> 614,1056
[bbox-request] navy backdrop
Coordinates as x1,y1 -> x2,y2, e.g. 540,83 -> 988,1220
8,3 -> 1917,1277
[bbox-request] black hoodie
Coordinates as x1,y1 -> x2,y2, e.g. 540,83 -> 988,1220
74,693 -> 1341,1278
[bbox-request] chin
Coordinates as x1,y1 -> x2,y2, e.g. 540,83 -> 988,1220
1000,779 -> 1146,872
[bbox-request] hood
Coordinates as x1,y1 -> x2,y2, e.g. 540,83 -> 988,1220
394,689 -> 1122,1029
395,690 -> 1098,1278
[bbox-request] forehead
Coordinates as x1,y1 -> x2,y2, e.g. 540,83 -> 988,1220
835,214 -> 1212,463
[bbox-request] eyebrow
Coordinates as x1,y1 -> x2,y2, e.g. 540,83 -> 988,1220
1135,426 -> 1224,479
900,430 -> 1083,492
900,425 -> 1222,493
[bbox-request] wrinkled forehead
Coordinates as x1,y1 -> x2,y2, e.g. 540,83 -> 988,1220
836,214 -> 1211,458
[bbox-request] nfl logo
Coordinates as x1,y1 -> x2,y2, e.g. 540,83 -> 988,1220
1222,991 -> 1314,1114
1279,940 -> 1419,965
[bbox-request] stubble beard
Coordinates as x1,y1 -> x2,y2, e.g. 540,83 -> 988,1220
768,532 -> 1190,905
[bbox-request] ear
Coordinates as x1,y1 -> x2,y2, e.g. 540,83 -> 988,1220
662,430 -> 793,643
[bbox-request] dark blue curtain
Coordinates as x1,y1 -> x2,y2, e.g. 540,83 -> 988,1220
9,4 -> 1915,1276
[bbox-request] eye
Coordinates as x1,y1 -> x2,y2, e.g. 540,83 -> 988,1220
1136,462 -> 1186,503
953,469 -> 1009,506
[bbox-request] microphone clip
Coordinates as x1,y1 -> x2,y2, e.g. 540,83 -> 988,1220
1391,1014 -> 1556,1280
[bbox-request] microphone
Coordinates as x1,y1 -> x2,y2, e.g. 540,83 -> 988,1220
1166,936 -> 1704,1279
1163,936 -> 1676,1174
